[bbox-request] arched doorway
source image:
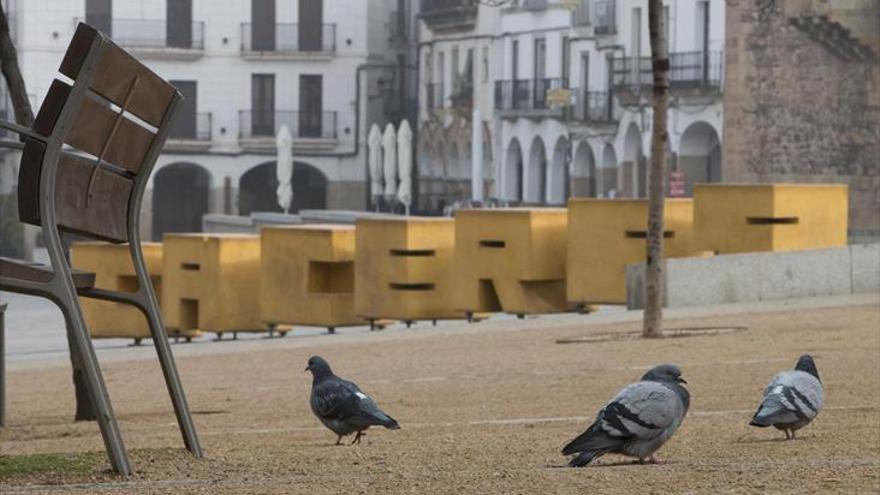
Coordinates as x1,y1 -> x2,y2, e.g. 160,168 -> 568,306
549,136 -> 569,205
239,161 -> 327,215
679,121 -> 722,195
152,163 -> 210,241
622,124 -> 643,198
572,141 -> 596,197
526,136 -> 546,204
600,143 -> 618,197
504,138 -> 523,202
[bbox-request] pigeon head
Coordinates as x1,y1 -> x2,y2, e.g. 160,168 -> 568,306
305,356 -> 333,378
642,364 -> 687,384
795,354 -> 820,381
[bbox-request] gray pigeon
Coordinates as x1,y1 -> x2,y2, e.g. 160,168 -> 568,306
305,356 -> 400,445
749,354 -> 823,439
562,364 -> 690,467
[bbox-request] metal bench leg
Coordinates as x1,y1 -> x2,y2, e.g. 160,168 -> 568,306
141,298 -> 203,458
57,289 -> 132,475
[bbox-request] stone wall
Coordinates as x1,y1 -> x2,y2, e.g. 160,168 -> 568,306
723,0 -> 880,238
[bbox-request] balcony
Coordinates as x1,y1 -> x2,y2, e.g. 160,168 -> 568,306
78,18 -> 205,59
611,51 -> 723,95
238,110 -> 338,152
167,112 -> 212,152
571,90 -> 616,124
240,23 -> 336,59
420,0 -> 478,32
521,0 -> 549,11
495,78 -> 567,119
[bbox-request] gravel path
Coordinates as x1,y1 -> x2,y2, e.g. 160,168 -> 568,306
1,295 -> 878,494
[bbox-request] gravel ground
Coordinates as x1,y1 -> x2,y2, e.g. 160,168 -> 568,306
1,301 -> 879,494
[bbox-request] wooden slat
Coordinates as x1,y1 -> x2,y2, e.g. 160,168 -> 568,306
34,80 -> 154,174
17,138 -> 133,243
59,23 -> 177,127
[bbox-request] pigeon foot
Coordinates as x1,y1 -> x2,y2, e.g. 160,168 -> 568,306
335,436 -> 344,446
646,455 -> 665,465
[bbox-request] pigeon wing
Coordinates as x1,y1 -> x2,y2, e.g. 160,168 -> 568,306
598,382 -> 681,441
310,378 -> 366,421
758,370 -> 823,422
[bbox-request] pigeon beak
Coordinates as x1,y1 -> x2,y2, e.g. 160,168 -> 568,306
677,377 -> 687,384
304,365 -> 311,372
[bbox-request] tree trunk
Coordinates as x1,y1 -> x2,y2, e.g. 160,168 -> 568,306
0,6 -> 96,420
643,0 -> 669,339
0,7 -> 33,127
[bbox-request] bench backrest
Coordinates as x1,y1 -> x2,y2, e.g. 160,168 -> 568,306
17,23 -> 181,243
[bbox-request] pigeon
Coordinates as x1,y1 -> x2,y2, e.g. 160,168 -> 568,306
749,354 -> 823,439
562,364 -> 690,467
305,356 -> 400,445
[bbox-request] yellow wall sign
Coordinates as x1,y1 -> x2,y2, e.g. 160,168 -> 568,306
546,88 -> 574,108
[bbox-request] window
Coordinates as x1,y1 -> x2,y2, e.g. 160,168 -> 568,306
534,38 -> 546,80
452,46 -> 460,80
299,75 -> 323,138
169,81 -> 197,139
252,0 -> 276,51
482,46 -> 489,83
252,74 -> 275,136
425,52 -> 433,83
561,35 -> 570,86
167,0 -> 193,49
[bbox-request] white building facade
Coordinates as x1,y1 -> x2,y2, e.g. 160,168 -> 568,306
3,0 -> 411,240
417,0 -> 724,211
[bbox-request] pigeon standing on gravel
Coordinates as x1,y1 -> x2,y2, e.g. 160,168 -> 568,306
562,364 -> 690,467
305,356 -> 400,445
749,354 -> 823,439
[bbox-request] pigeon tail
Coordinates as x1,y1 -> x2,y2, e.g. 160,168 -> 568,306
562,422 -> 625,457
750,403 -> 790,427
568,448 -> 615,467
371,411 -> 400,430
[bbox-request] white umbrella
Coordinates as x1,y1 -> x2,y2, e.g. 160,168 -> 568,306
275,124 -> 293,212
368,124 -> 384,204
382,123 -> 397,199
396,119 -> 413,215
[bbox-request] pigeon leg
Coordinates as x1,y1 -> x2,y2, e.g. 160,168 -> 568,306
335,436 -> 344,446
783,429 -> 792,440
352,431 -> 365,445
790,430 -> 797,440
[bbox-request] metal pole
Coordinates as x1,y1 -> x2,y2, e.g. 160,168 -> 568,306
1,301 -> 5,427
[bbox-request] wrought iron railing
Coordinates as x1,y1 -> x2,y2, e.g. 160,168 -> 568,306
238,110 -> 338,139
95,18 -> 205,50
669,51 -> 724,88
612,51 -> 723,89
572,90 -> 616,123
420,0 -> 477,14
494,78 -> 567,111
170,112 -> 212,141
240,23 -> 336,53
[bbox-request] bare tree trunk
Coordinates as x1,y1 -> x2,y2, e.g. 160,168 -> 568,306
0,6 -> 96,420
643,0 -> 669,339
0,7 -> 32,126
